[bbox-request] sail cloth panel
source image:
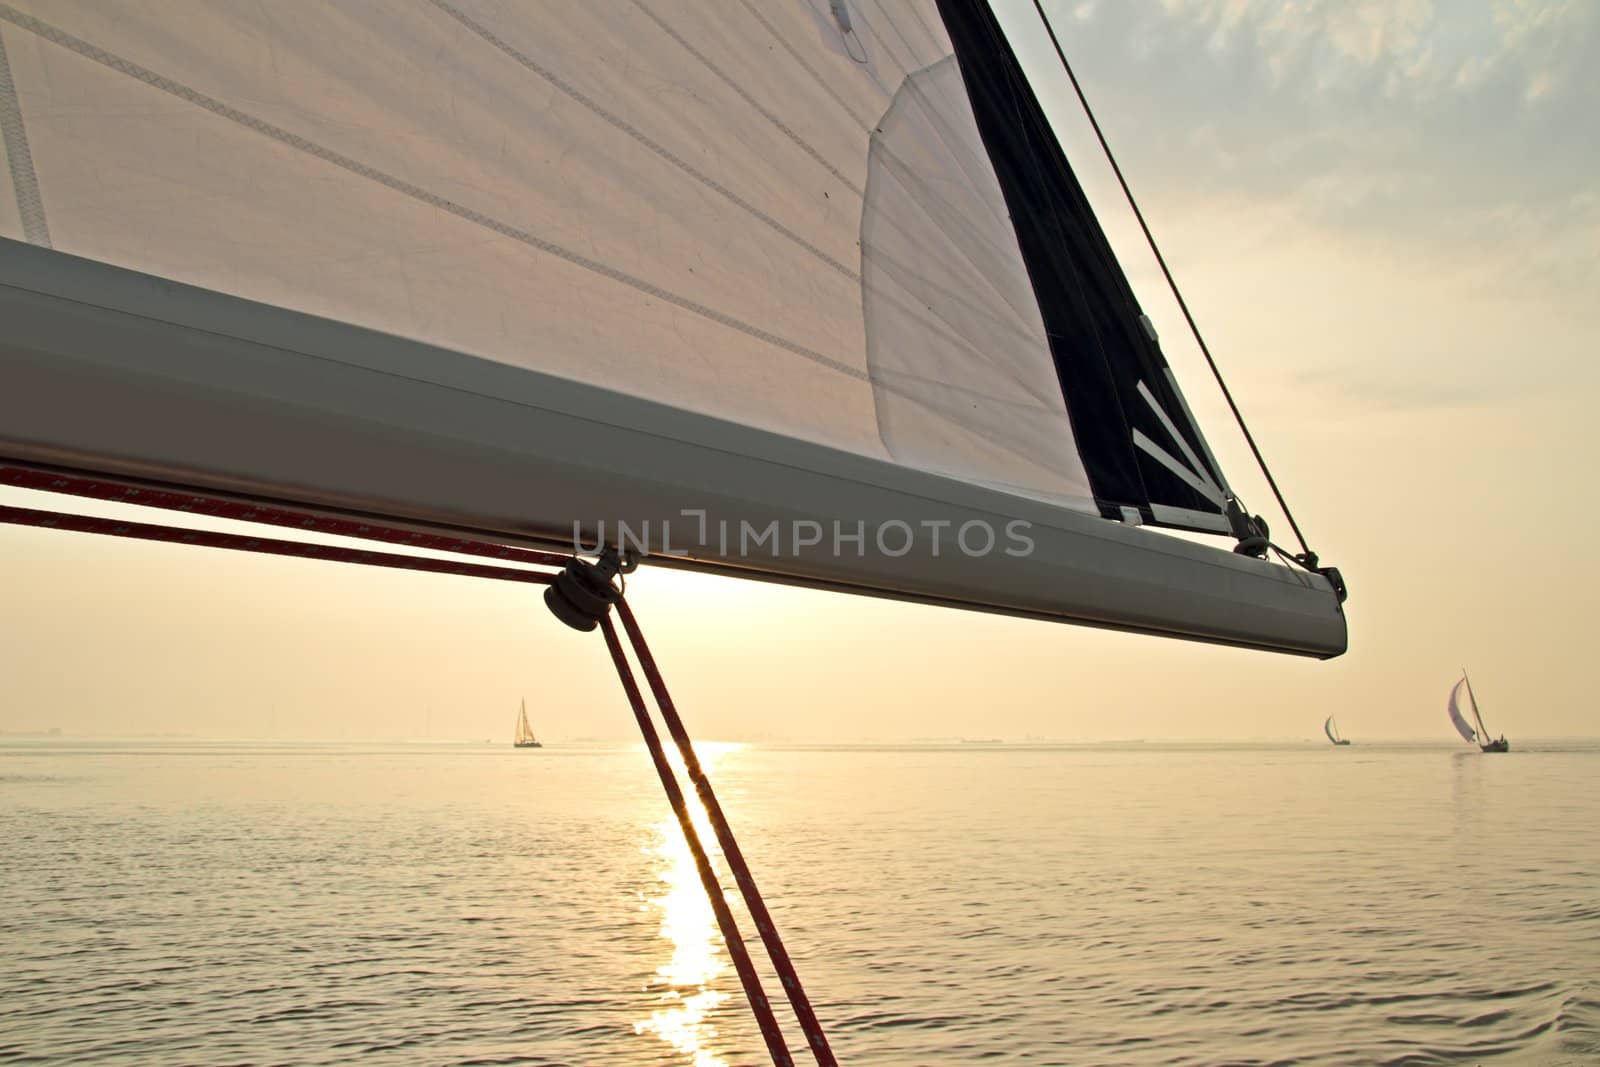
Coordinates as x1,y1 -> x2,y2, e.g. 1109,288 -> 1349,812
1447,679 -> 1478,743
0,0 -> 1227,532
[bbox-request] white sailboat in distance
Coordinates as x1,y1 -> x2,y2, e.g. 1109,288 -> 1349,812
1448,671 -> 1508,753
1323,715 -> 1351,746
513,699 -> 541,750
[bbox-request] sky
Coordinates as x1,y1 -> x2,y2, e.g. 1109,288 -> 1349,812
2,0 -> 1596,742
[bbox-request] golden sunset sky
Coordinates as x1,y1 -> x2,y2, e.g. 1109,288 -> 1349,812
2,0 -> 1594,742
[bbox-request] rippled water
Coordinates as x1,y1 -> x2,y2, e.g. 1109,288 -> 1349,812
2,740 -> 1597,1065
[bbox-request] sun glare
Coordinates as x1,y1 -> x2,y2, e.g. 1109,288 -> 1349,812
632,743 -> 746,1065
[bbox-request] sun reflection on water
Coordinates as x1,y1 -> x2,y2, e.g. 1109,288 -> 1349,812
633,742 -> 747,1067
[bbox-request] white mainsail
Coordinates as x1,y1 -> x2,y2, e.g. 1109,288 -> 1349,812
0,1 -> 1345,655
0,1 -> 1076,496
514,698 -> 538,747
1447,677 -> 1478,744
1323,715 -> 1339,744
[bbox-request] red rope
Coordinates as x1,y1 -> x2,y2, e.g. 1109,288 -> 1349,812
617,600 -> 838,1066
0,463 -> 571,568
0,504 -> 556,585
598,616 -> 797,1067
0,463 -> 833,1065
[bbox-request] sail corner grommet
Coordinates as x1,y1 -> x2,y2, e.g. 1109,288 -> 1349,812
544,548 -> 631,631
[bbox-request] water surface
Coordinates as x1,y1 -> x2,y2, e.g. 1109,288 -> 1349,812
2,740 -> 1596,1065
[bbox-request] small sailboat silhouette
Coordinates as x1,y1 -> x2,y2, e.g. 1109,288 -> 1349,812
513,698 -> 542,749
1323,715 -> 1351,746
1448,670 -> 1507,753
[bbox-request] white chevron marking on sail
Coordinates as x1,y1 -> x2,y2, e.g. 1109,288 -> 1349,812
1162,369 -> 1232,495
1132,430 -> 1226,508
1135,380 -> 1223,502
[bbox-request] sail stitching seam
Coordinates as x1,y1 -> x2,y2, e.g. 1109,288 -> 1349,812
634,0 -> 1043,399
897,61 -> 1011,233
892,0 -> 950,59
0,3 -> 870,385
629,0 -> 864,197
427,0 -> 859,283
864,245 -> 1058,403
732,0 -> 874,132
0,28 -> 50,247
848,2 -> 929,86
870,130 -> 1046,345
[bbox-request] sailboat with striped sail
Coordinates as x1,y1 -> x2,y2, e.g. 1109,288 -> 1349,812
513,698 -> 541,749
1448,670 -> 1508,753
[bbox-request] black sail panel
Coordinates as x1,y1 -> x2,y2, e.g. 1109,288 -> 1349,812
933,0 -> 1230,531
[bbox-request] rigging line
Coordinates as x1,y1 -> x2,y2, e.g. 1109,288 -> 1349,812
1266,540 -> 1319,582
1268,543 -> 1317,587
5,463 -> 832,1064
617,600 -> 837,1066
0,539 -> 802,1067
966,8 -> 1157,511
1028,0 -> 1314,557
597,614 -> 797,1067
0,504 -> 560,585
0,464 -> 572,567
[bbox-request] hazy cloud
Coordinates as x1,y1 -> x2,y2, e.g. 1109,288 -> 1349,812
1287,369 -> 1499,415
1012,0 -> 1599,294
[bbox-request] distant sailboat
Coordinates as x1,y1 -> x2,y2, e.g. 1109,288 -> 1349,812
1323,715 -> 1351,746
513,699 -> 542,749
1448,671 -> 1507,753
